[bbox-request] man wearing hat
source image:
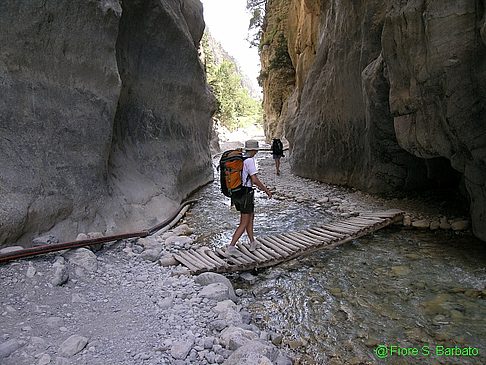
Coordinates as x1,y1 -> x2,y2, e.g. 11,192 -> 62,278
226,139 -> 272,256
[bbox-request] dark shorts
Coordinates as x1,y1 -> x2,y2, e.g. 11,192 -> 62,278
272,154 -> 282,160
231,187 -> 254,214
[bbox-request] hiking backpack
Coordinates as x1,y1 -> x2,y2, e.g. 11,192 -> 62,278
219,149 -> 249,197
272,139 -> 284,155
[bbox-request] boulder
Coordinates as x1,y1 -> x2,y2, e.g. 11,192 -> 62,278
60,335 -> 88,357
199,283 -> 231,302
195,272 -> 237,302
220,326 -> 258,350
223,340 -> 279,365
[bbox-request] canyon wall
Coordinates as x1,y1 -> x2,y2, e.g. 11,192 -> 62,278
261,0 -> 486,241
0,0 -> 214,245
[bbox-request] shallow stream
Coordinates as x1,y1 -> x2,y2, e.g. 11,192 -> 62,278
186,158 -> 486,364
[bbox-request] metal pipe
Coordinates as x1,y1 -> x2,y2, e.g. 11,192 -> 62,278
0,199 -> 198,264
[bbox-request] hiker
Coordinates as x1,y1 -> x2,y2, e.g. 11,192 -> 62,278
226,139 -> 272,256
271,138 -> 284,175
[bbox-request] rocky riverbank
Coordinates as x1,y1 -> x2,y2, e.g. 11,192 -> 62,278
0,227 -> 293,365
257,153 -> 472,236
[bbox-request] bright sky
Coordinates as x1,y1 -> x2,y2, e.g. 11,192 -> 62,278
201,0 -> 261,94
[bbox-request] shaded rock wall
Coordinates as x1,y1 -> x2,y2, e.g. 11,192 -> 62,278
0,0 -> 214,245
261,0 -> 486,241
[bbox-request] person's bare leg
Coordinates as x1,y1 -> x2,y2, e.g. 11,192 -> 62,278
245,213 -> 255,243
230,213 -> 251,246
276,158 -> 281,175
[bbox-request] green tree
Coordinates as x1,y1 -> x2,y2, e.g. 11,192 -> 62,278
202,32 -> 263,131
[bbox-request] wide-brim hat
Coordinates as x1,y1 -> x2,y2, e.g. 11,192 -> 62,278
244,139 -> 259,151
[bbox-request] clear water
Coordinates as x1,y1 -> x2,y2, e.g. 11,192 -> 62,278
186,161 -> 486,364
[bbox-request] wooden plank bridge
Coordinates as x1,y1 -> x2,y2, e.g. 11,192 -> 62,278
173,210 -> 404,274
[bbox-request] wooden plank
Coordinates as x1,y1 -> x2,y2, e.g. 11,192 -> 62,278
235,246 -> 258,264
241,241 -> 269,261
285,233 -> 316,247
203,249 -> 229,267
188,250 -> 216,269
325,223 -> 357,234
336,220 -> 366,230
182,250 -> 210,270
216,248 -> 246,265
344,218 -> 377,227
238,243 -> 266,263
312,227 -> 345,239
332,222 -> 363,232
319,224 -> 355,234
307,228 -> 338,241
264,236 -> 296,255
255,240 -> 282,259
173,252 -> 203,272
273,234 -> 307,251
258,237 -> 289,256
290,232 -> 321,245
349,216 -> 383,224
196,248 -> 223,268
242,242 -> 273,261
359,210 -> 402,218
300,230 -> 329,242
275,234 -> 307,251
278,233 -> 309,249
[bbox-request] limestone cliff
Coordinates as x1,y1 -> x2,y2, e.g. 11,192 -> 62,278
261,0 -> 486,241
0,0 -> 214,245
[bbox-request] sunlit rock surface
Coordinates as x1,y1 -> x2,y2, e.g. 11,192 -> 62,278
261,0 -> 486,241
0,0 -> 214,245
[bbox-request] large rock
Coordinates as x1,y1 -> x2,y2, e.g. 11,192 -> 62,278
0,0 -> 215,246
195,272 -> 238,302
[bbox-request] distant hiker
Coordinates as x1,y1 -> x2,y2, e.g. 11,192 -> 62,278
224,139 -> 272,256
271,138 -> 284,175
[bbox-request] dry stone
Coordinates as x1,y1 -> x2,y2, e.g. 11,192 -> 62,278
60,335 -> 88,357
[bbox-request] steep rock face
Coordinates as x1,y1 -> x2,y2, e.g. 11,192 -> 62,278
109,0 -> 214,232
0,0 -> 214,245
261,0 -> 486,241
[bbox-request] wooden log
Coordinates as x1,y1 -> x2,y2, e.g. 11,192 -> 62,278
258,237 -> 288,256
187,250 -> 215,270
203,249 -> 229,267
264,236 -> 295,254
196,248 -> 223,268
255,240 -> 282,259
344,218 -> 376,227
181,251 -> 209,270
306,228 -> 338,241
215,248 -> 246,266
235,247 -> 258,264
289,232 -> 320,245
273,235 -> 306,251
277,234 -> 309,250
312,227 -> 345,239
336,220 -> 366,230
284,233 -> 314,247
300,230 -> 328,242
319,224 -> 355,234
238,244 -> 266,263
173,252 -> 203,272
332,222 -> 362,232
242,242 -> 274,261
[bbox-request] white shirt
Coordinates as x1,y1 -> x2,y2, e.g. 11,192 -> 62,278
242,157 -> 257,187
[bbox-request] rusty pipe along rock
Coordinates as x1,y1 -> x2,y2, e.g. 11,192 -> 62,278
0,199 -> 198,264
